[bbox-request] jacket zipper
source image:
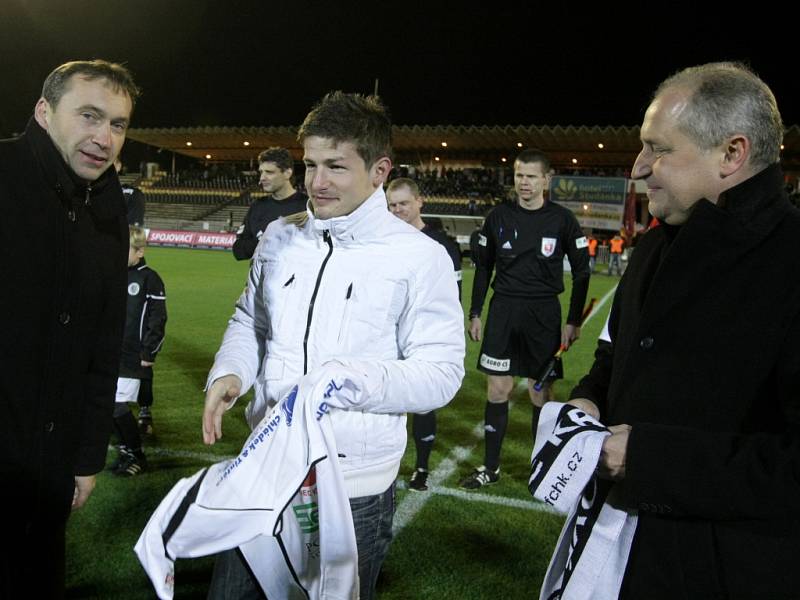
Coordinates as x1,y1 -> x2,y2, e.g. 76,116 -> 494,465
303,230 -> 333,374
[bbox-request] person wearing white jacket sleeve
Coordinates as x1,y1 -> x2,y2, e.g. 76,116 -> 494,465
202,91 -> 465,600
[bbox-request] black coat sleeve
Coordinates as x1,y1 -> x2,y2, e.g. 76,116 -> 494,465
469,214 -> 496,317
445,236 -> 463,303
563,212 -> 591,324
140,270 -> 167,363
569,284 -> 622,419
232,204 -> 259,260
76,215 -> 128,475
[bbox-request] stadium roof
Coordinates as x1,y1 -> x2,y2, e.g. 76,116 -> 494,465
127,124 -> 800,169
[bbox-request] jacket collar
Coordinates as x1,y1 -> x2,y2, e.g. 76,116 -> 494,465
24,117 -> 120,217
651,163 -> 787,245
309,186 -> 388,243
638,162 -> 788,327
715,162 -> 787,235
130,257 -> 148,271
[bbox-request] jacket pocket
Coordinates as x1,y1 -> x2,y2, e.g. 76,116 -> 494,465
342,275 -> 399,354
337,282 -> 354,344
263,269 -> 298,340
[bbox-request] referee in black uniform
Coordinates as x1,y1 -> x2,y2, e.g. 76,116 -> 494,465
460,149 -> 590,489
387,177 -> 462,492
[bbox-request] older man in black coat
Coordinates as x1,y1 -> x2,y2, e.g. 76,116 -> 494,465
0,60 -> 139,598
564,63 -> 800,598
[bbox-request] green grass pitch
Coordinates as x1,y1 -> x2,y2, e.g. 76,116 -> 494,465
65,246 -> 618,599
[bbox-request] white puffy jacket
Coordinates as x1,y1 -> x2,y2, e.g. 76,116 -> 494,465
208,186 -> 465,497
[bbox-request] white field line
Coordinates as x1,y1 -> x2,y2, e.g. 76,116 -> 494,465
109,444 -> 233,463
392,421 -> 484,533
586,284 -> 618,323
429,485 -> 561,515
392,286 -> 615,534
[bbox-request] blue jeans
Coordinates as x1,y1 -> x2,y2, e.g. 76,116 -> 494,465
207,483 -> 396,600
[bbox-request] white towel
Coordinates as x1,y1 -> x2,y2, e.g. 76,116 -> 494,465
134,371 -> 361,599
530,402 -> 638,600
529,402 -> 609,513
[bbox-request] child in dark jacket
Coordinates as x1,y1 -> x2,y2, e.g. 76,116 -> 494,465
110,226 -> 167,476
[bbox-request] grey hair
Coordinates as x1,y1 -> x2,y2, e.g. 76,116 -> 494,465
655,62 -> 783,168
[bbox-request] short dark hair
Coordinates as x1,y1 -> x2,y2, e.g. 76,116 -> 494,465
298,91 -> 392,168
386,177 -> 420,198
514,148 -> 550,172
42,60 -> 141,110
257,147 -> 293,171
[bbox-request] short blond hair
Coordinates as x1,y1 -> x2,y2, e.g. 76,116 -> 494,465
387,177 -> 420,198
129,226 -> 147,250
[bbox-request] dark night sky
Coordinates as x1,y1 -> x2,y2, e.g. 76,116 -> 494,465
0,1 -> 796,137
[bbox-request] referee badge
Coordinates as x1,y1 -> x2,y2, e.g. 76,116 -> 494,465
541,237 -> 557,257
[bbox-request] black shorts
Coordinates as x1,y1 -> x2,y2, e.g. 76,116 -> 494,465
477,294 -> 561,378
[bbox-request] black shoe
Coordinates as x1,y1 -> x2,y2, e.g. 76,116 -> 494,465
107,446 -> 131,471
408,468 -> 429,492
459,466 -> 500,490
114,452 -> 146,477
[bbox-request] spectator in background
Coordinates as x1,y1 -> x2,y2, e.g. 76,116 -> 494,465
115,156 -> 145,225
587,234 -> 598,271
387,177 -> 462,492
232,147 -> 307,260
608,231 -> 625,275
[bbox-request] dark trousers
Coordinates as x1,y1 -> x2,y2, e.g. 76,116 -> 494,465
207,483 -> 396,600
137,377 -> 154,409
2,470 -> 73,599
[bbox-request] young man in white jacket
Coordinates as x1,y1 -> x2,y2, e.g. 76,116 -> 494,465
202,91 -> 465,600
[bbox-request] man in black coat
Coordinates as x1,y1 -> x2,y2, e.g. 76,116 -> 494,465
0,60 -> 139,598
565,63 -> 800,598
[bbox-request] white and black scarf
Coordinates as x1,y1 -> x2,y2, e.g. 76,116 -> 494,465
530,403 -> 638,600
